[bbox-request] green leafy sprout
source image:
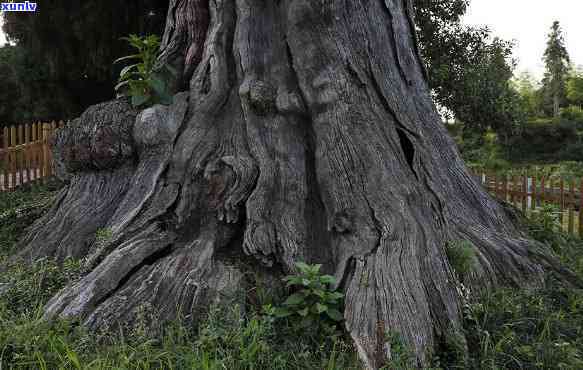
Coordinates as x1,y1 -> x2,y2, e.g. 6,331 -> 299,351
264,262 -> 344,336
114,34 -> 175,107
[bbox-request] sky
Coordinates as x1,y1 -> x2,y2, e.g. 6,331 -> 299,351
464,0 -> 583,79
1,1 -> 581,78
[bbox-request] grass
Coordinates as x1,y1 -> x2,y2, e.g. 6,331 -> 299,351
0,180 -> 582,369
0,180 -> 62,259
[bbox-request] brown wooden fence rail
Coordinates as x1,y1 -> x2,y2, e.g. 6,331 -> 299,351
473,171 -> 583,237
0,121 -> 65,191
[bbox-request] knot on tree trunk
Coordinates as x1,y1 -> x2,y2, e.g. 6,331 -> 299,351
53,99 -> 138,178
275,90 -> 307,117
239,79 -> 277,116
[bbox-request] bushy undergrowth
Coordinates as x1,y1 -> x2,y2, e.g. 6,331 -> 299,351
0,181 -> 61,259
0,186 -> 360,369
1,180 -> 583,369
457,208 -> 583,370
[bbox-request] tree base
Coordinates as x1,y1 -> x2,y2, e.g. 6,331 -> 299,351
15,1 -> 581,368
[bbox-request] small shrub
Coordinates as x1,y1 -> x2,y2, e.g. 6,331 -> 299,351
114,34 -> 175,107
266,262 -> 344,338
464,284 -> 583,370
0,183 -> 60,258
0,258 -> 82,315
560,106 -> 583,124
528,204 -> 562,242
446,240 -> 476,279
381,331 -> 414,369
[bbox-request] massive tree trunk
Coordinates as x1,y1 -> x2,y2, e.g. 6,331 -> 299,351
15,0 -> 580,368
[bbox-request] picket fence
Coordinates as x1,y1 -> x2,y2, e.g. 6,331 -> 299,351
1,124 -> 582,238
474,170 -> 583,237
0,121 -> 65,191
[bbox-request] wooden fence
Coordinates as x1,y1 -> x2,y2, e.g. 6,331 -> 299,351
474,171 -> 583,237
0,121 -> 65,191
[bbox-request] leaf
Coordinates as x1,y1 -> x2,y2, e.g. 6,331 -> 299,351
297,308 -> 310,317
114,80 -> 131,92
119,64 -> 140,78
311,264 -> 322,273
131,94 -> 150,107
273,307 -> 292,318
295,261 -> 311,272
320,275 -> 336,285
316,303 -> 328,314
158,94 -> 173,106
114,55 -> 141,64
325,308 -> 343,322
149,75 -> 168,97
119,72 -> 144,82
283,293 -> 304,307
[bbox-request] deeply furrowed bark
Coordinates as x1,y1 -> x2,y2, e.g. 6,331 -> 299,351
14,0 -> 581,368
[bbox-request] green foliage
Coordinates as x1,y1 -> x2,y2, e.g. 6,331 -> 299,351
453,204 -> 583,370
566,70 -> 583,108
0,265 -> 359,370
464,284 -> 583,369
446,240 -> 477,279
380,331 -> 414,369
457,130 -> 511,173
95,228 -> 113,243
1,2 -> 167,123
0,45 -> 74,124
560,105 -> 583,124
114,34 -> 174,107
513,71 -> 543,118
0,258 -> 82,316
266,262 -> 344,338
528,204 -> 562,244
415,2 -> 525,137
0,182 -> 62,258
542,21 -> 571,117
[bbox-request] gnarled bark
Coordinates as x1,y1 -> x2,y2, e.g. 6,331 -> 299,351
15,0 -> 580,368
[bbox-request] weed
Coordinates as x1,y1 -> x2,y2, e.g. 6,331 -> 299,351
446,240 -> 477,279
114,34 -> 176,107
266,262 -> 344,340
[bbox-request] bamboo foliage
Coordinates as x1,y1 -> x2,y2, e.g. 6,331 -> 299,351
0,121 -> 65,191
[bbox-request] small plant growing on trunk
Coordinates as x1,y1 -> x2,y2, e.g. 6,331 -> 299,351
114,34 -> 175,107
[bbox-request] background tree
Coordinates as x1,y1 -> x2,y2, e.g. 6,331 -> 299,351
415,0 -> 524,138
1,1 -> 168,123
566,68 -> 583,109
542,21 -> 570,117
513,71 -> 542,119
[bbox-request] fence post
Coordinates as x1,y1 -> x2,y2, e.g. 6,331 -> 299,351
503,173 -> 508,203
531,174 -> 537,210
42,122 -> 50,180
24,123 -> 30,185
31,122 -> 37,182
49,121 -> 56,176
9,125 -> 16,189
560,179 -> 565,231
541,176 -> 546,205
569,180 -> 575,235
2,127 -> 8,191
522,174 -> 528,214
579,178 -> 583,237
